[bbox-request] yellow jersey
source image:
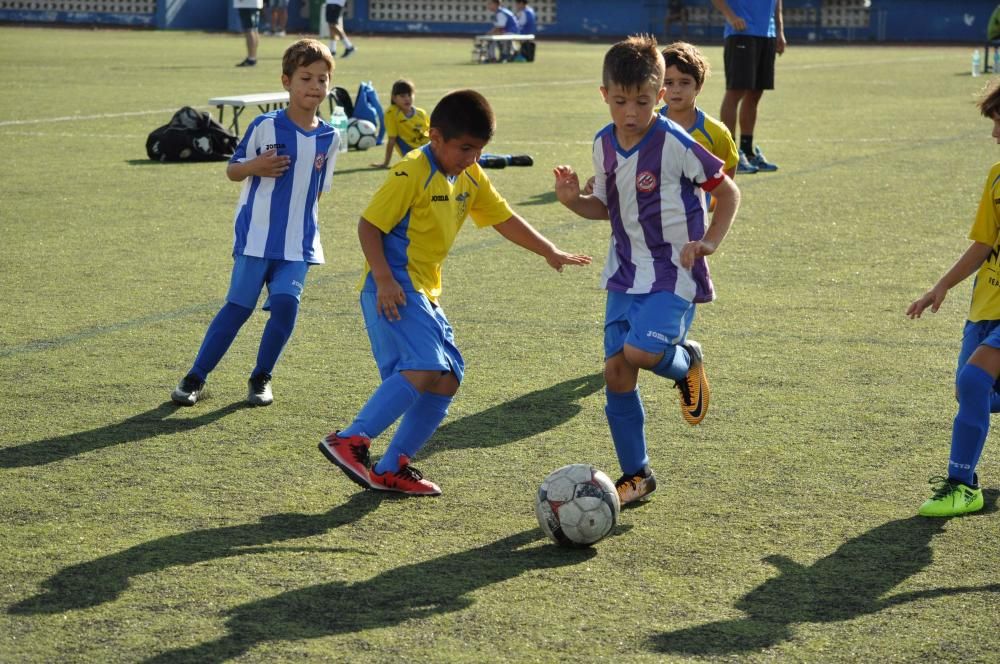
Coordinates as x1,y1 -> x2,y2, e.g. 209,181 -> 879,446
968,162 -> 1000,322
384,105 -> 430,157
359,144 -> 514,303
659,105 -> 739,173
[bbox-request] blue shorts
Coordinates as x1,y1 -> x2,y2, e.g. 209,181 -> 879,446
958,319 -> 1000,390
226,255 -> 309,310
360,291 -> 465,383
604,290 -> 696,359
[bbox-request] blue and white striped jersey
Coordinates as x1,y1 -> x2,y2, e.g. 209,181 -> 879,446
590,115 -> 725,302
229,109 -> 340,264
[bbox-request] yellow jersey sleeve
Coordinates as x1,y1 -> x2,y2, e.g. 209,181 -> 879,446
383,106 -> 399,139
967,162 -> 1000,322
466,163 -> 515,228
699,113 -> 739,173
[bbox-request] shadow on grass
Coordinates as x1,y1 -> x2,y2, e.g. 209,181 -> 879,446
0,401 -> 249,468
419,372 -> 605,460
516,190 -> 558,206
9,491 -> 383,615
139,528 -> 596,663
649,489 -> 1000,656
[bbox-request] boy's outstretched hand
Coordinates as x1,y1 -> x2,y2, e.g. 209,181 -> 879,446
907,287 -> 947,319
553,165 -> 582,205
545,249 -> 592,273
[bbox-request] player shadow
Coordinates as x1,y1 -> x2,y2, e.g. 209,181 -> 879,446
649,489 -> 1000,656
516,190 -> 558,206
419,372 -> 605,460
0,401 -> 249,468
140,528 -> 597,663
8,490 -> 383,615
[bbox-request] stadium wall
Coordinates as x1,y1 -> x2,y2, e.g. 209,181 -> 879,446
0,0 -> 995,43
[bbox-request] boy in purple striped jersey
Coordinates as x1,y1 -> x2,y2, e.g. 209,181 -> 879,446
554,35 -> 740,506
170,39 -> 339,408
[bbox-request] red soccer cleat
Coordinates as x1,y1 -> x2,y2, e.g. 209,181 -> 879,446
369,455 -> 442,496
319,432 -> 373,489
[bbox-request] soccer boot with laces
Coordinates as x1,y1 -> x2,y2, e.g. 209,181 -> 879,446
369,454 -> 442,496
674,340 -> 709,426
918,474 -> 984,517
171,373 -> 206,407
506,154 -> 534,166
319,432 -> 374,489
736,149 -> 758,174
748,145 -> 778,172
247,372 -> 273,406
615,465 -> 657,505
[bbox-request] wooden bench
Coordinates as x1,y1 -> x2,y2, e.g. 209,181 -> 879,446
209,91 -> 339,136
472,33 -> 535,63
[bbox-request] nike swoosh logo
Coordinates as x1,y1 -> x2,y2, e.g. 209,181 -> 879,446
689,384 -> 704,419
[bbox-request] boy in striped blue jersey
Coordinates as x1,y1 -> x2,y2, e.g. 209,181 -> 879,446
554,35 -> 740,506
171,39 -> 340,408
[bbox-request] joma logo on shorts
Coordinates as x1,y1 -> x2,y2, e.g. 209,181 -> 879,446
646,330 -> 671,343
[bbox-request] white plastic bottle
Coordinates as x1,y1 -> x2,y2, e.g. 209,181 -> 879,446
331,106 -> 349,153
973,50 -> 982,77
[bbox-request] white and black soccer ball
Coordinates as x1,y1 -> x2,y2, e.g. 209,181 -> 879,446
346,118 -> 377,150
535,463 -> 620,547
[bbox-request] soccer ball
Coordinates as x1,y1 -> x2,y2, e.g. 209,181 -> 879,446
535,463 -> 620,547
346,118 -> 377,150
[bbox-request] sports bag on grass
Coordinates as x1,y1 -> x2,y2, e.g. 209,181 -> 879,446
351,81 -> 385,146
146,107 -> 238,162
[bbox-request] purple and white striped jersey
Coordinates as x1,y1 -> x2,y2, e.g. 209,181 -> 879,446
230,109 -> 340,265
591,115 -> 725,303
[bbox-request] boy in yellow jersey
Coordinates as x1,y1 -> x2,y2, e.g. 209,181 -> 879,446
659,42 -> 739,183
320,89 -> 591,496
906,81 -> 1000,517
371,79 -> 430,169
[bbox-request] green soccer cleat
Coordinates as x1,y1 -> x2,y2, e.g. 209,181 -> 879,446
917,475 -> 984,517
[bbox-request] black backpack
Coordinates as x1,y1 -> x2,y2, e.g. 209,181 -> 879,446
146,107 -> 238,162
331,85 -> 354,118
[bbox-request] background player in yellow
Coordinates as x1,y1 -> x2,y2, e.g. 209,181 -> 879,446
371,79 -> 430,169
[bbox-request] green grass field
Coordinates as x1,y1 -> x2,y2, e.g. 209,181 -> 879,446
3,25 -> 1000,662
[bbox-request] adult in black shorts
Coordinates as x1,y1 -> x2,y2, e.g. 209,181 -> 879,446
325,0 -> 356,58
711,0 -> 785,173
234,0 -> 262,67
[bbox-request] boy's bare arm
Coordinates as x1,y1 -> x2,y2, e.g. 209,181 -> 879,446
226,148 -> 291,182
553,165 -> 610,220
359,217 -> 406,321
710,0 -> 747,31
492,215 -> 592,272
907,241 -> 994,319
680,176 -> 740,269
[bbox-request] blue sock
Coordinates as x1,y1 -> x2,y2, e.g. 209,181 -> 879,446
191,302 -> 254,379
374,392 -> 453,474
650,344 -> 690,380
341,373 -> 420,440
605,388 -> 647,475
253,294 -> 298,376
948,363 -> 993,485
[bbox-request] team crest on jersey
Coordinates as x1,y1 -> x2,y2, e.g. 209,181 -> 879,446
455,191 -> 470,220
636,170 -> 657,192
314,154 -> 325,170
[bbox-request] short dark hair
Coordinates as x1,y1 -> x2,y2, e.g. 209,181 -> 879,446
391,79 -> 415,98
282,38 -> 334,78
430,89 -> 495,141
980,79 -> 1000,118
602,34 -> 664,91
661,41 -> 709,88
